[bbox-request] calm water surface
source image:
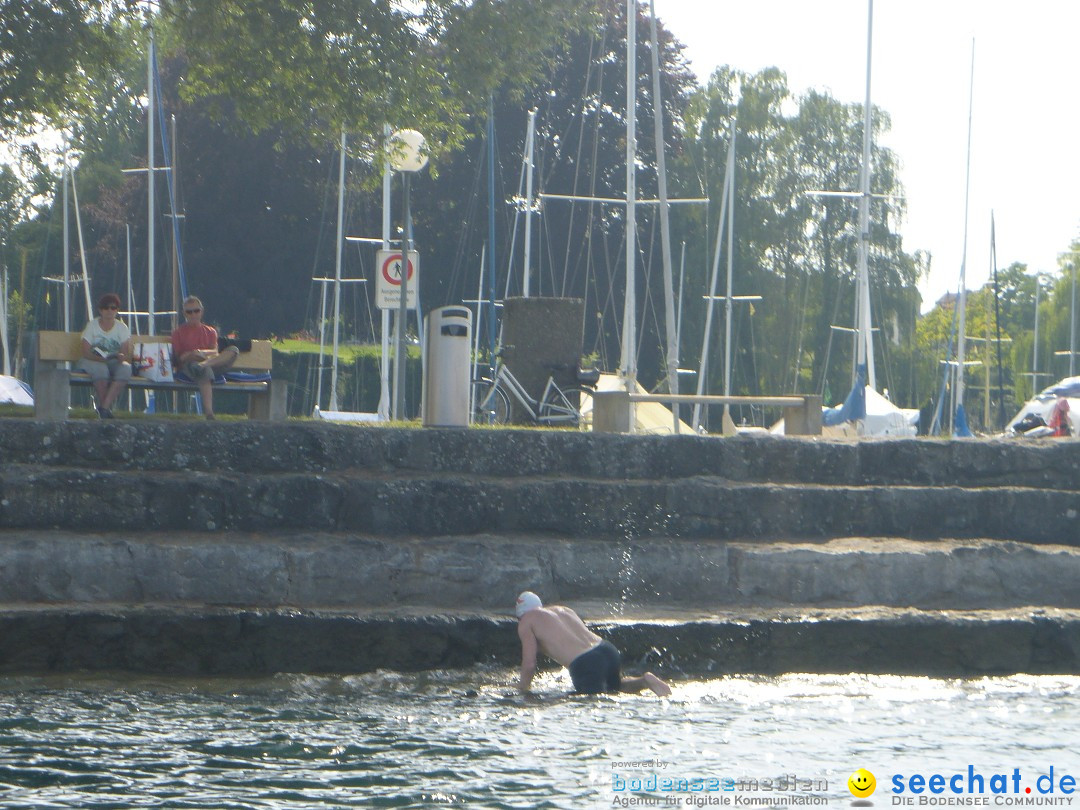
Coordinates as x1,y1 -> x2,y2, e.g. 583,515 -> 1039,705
0,669 -> 1077,809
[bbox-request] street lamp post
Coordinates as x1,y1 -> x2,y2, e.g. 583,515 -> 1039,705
388,129 -> 428,421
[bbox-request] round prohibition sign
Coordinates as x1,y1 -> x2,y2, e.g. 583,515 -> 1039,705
381,254 -> 415,286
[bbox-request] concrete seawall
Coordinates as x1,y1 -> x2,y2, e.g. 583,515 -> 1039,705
1,419 -> 1079,678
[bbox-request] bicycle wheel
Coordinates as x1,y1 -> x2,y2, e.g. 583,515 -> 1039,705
565,387 -> 593,429
474,382 -> 511,425
540,386 -> 588,427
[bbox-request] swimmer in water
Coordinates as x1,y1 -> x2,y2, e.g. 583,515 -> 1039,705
514,591 -> 671,697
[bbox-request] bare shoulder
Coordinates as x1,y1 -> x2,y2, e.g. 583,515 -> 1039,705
517,612 -> 539,635
548,605 -> 585,623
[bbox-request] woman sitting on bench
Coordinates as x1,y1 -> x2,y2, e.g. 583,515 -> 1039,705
77,292 -> 133,419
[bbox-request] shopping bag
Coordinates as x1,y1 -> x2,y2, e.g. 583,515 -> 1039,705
133,341 -> 175,382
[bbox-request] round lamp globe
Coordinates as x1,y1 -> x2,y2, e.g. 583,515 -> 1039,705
388,129 -> 429,172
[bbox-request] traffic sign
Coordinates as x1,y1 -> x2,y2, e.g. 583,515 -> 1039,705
375,250 -> 419,310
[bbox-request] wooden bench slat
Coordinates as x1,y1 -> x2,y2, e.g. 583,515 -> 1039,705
37,330 -> 273,370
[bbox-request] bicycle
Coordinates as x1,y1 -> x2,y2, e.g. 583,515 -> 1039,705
473,362 -> 598,427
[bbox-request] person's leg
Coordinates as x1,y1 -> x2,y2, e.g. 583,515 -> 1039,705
92,379 -> 109,410
619,672 -> 671,697
79,359 -> 110,414
101,362 -> 132,410
102,380 -> 126,410
198,376 -> 214,419
201,345 -> 239,371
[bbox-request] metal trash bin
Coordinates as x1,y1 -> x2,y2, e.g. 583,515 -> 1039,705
422,306 -> 473,428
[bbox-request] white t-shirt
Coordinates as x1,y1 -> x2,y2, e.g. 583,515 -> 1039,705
80,318 -> 131,356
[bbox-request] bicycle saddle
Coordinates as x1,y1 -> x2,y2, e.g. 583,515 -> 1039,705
576,367 -> 601,386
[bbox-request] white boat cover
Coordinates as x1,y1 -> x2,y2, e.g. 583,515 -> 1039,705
0,375 -> 33,406
1006,377 -> 1080,438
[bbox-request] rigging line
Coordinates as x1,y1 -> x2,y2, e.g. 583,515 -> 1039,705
579,36 -> 609,305
929,283 -> 962,435
490,114 -> 520,301
307,146 -> 342,332
545,21 -> 608,300
592,229 -> 616,368
542,191 -> 563,297
152,54 -> 187,300
500,111 -> 531,301
638,212 -> 662,381
598,224 -> 624,367
303,144 -> 345,413
790,265 -> 813,394
444,133 -> 486,305
869,254 -> 896,396
818,256 -> 847,397
353,245 -> 376,345
559,27 -> 602,297
36,182 -> 59,329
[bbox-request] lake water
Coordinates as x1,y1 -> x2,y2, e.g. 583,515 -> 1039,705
1,669 -> 1077,809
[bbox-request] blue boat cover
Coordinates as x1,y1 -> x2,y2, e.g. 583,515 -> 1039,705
822,364 -> 868,426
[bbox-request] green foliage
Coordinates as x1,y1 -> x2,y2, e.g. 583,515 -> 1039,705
0,0 -> 135,135
166,0 -> 594,153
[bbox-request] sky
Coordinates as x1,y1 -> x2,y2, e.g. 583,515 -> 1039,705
655,0 -> 1080,311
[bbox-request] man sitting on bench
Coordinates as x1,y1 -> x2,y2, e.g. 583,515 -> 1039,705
171,295 -> 238,420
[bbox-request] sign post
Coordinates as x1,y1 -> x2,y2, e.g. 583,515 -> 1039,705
376,249 -> 419,310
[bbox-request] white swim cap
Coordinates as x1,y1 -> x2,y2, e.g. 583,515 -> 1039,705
515,591 -> 542,618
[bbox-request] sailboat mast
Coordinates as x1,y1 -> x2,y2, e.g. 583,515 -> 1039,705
487,96 -> 497,371
649,0 -> 678,431
378,129 -> 392,421
856,0 -> 875,391
723,139 -> 736,402
522,109 -> 537,298
692,120 -> 734,432
955,40 -> 975,419
1033,278 -> 1041,388
0,265 -> 8,376
70,171 -> 93,320
991,211 -> 1006,429
147,28 -> 156,336
62,147 -> 70,332
620,0 -> 637,387
330,131 -> 346,412
171,114 -> 180,330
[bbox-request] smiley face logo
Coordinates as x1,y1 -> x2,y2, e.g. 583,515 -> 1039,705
848,768 -> 876,798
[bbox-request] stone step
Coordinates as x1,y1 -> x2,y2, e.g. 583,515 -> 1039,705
2,530 -> 1078,611
4,420 -> 1080,489
0,603 -> 1076,678
2,464 -> 1078,541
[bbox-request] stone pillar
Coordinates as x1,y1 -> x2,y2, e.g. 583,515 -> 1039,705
500,297 -> 585,423
592,390 -> 632,433
785,394 -> 823,436
34,363 -> 71,420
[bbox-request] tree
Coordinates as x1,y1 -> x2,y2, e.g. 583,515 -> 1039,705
671,69 -> 917,420
0,0 -> 134,136
166,0 -> 595,154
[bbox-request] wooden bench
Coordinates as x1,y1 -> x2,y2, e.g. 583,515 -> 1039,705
34,331 -> 287,420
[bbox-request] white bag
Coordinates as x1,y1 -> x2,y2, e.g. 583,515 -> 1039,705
134,341 -> 175,383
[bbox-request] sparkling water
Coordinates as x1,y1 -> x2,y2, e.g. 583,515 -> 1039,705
0,669 -> 1077,809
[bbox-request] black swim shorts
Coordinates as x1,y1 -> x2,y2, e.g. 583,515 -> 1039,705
568,640 -> 622,694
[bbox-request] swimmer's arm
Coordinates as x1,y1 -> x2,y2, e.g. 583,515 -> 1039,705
517,622 -> 538,693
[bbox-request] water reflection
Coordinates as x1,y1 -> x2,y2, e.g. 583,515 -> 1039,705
0,671 -> 1076,808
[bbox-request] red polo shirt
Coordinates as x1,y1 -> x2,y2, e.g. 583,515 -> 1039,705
171,322 -> 218,364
